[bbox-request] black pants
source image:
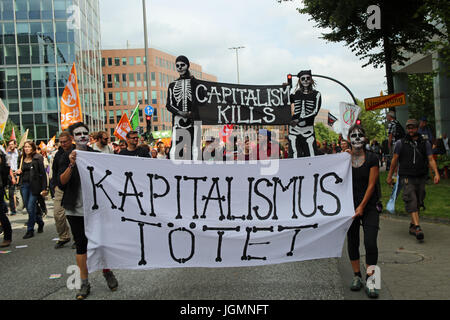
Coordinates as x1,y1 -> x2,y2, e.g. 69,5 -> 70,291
0,188 -> 12,241
8,182 -> 15,213
66,215 -> 88,255
347,205 -> 379,266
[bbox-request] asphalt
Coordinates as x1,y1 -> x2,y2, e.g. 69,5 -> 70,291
1,200 -> 449,300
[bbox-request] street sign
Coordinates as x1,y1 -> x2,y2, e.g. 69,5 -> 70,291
144,105 -> 154,116
364,92 -> 406,111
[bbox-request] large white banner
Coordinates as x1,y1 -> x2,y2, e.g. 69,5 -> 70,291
76,152 -> 354,273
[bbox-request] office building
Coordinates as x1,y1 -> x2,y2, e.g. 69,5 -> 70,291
0,0 -> 104,141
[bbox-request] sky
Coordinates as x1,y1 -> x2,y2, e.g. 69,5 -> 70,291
99,0 -> 387,130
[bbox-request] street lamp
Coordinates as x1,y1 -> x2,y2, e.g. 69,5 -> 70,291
142,0 -> 152,133
229,46 -> 245,84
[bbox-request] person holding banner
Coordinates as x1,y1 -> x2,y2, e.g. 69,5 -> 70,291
166,55 -> 200,160
15,141 -> 47,239
288,70 -> 322,158
0,148 -> 13,247
345,124 -> 381,298
58,122 -> 119,299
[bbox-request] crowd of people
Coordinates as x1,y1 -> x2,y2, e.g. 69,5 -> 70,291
0,115 -> 444,300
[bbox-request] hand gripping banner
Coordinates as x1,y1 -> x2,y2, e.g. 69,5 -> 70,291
75,152 -> 354,272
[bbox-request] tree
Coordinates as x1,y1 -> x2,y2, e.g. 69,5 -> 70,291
2,120 -> 22,144
407,73 -> 435,130
281,0 -> 443,94
314,122 -> 339,143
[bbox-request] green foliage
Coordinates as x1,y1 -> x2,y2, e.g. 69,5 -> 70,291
437,154 -> 450,170
314,122 -> 339,143
356,99 -> 387,143
407,73 -> 435,131
2,120 -> 21,143
297,0 -> 442,69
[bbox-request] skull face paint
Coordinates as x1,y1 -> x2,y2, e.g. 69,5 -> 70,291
300,75 -> 312,88
176,62 -> 188,76
73,126 -> 89,148
349,129 -> 365,149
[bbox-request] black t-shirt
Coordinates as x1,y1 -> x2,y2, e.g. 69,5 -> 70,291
22,161 -> 32,183
119,147 -> 151,158
352,151 -> 379,208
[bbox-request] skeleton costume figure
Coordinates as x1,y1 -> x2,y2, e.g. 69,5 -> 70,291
288,70 -> 322,158
166,55 -> 200,160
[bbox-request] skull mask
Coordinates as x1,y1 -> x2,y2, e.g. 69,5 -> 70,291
175,55 -> 190,77
73,126 -> 89,148
349,128 -> 365,149
297,70 -> 313,93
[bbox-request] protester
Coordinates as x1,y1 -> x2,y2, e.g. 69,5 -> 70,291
92,131 -> 114,154
112,141 -> 121,154
156,141 -> 167,159
119,131 -> 150,157
345,124 -> 381,298
443,133 -> 449,156
119,140 -> 127,152
339,140 -> 350,152
418,117 -> 434,142
15,141 -> 47,239
58,122 -> 118,300
150,148 -> 157,158
0,148 -> 13,247
51,132 -> 73,249
371,140 -> 382,166
5,140 -> 19,215
386,111 -> 405,170
387,119 -> 440,242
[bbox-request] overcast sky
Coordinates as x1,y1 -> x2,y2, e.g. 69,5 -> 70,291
99,0 -> 386,128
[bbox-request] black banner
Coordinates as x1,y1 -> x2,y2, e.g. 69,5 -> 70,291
193,79 -> 292,125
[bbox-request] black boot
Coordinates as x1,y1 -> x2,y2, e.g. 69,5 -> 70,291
23,230 -> 34,239
37,222 -> 44,233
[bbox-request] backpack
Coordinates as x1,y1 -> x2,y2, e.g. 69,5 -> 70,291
393,120 -> 405,140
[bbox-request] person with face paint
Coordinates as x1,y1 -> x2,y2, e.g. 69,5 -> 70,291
15,141 -> 47,239
58,122 -> 118,300
288,70 -> 322,158
387,119 -> 440,242
345,124 -> 381,298
166,55 -> 200,160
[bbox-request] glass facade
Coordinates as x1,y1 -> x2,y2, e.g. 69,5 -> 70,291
0,0 -> 104,141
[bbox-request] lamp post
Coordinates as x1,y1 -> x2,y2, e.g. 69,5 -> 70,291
229,46 -> 245,84
143,0 -> 152,134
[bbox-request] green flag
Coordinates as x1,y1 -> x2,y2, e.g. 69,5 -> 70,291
130,103 -> 140,130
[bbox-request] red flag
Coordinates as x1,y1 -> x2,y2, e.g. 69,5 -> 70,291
219,124 -> 233,143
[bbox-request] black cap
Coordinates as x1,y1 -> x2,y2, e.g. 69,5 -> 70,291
297,70 -> 312,78
175,55 -> 190,68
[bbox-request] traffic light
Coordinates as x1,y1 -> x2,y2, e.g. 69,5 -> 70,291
287,74 -> 293,87
146,115 -> 152,132
356,119 -> 361,125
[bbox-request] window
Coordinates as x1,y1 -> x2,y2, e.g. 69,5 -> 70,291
137,91 -> 143,103
107,74 -> 113,88
130,91 -> 136,105
108,57 -> 112,66
114,74 -> 120,88
108,92 -> 113,106
101,58 -> 105,67
114,57 -> 120,66
152,91 -> 157,105
115,92 -> 121,105
136,57 -> 142,65
136,73 -> 142,87
151,72 -> 156,86
129,57 -> 134,65
153,108 -> 158,122
116,109 -> 122,122
129,73 -> 135,87
109,110 -> 115,124
122,57 -> 127,66
122,92 -> 128,106
122,74 -> 127,87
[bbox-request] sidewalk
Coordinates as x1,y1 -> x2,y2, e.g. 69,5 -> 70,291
339,213 -> 450,300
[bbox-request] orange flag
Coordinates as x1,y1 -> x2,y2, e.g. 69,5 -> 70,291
114,113 -> 132,141
47,135 -> 56,150
39,141 -> 47,151
60,63 -> 82,130
10,127 -> 16,141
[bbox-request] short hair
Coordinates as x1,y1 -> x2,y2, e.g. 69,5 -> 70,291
59,131 -> 72,140
126,130 -> 138,138
68,122 -> 89,136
